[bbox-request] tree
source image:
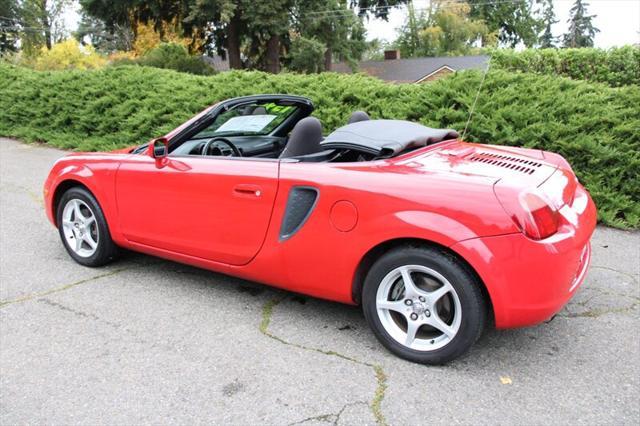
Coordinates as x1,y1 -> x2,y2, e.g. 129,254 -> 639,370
20,0 -> 71,53
183,0 -> 242,68
350,0 -> 408,20
75,0 -> 383,73
396,0 -> 420,57
468,0 -> 541,47
539,0 -> 558,48
242,0 -> 292,73
75,12 -> 134,52
188,0 -> 293,72
80,0 -> 213,56
288,36 -> 325,73
294,0 -> 367,71
395,1 -> 490,58
563,0 -> 599,48
79,0 -> 135,33
0,0 -> 20,54
80,0 -> 277,71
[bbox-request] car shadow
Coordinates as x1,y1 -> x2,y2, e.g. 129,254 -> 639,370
115,250 -> 583,370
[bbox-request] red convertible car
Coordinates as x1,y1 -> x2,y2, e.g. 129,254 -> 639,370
44,95 -> 596,364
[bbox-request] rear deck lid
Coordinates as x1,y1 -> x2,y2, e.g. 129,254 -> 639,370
409,141 -> 558,185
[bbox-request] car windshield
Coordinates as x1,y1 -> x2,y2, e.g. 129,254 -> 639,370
193,102 -> 297,138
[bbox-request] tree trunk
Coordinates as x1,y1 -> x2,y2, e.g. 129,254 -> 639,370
227,14 -> 242,69
265,35 -> 280,74
43,23 -> 52,49
324,47 -> 332,71
41,1 -> 51,50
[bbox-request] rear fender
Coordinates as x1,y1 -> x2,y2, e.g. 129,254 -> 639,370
349,209 -> 499,302
369,210 -> 480,247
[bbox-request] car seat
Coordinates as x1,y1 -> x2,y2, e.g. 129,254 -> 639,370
347,111 -> 370,124
279,117 -> 323,159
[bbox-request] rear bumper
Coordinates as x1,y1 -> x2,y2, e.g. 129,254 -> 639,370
451,183 -> 596,328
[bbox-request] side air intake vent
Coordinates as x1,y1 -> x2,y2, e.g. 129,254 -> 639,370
280,186 -> 319,241
469,152 -> 543,175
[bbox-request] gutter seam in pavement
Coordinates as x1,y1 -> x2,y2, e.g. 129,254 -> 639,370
0,267 -> 133,308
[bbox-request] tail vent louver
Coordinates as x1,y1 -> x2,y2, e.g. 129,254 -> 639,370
469,152 -> 543,175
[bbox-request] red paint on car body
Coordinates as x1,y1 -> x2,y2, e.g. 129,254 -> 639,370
330,200 -> 358,232
44,104 -> 596,330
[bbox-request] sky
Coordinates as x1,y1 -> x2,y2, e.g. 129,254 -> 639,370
63,0 -> 640,49
364,0 -> 640,48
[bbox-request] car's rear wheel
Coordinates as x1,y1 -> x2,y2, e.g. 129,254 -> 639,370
362,245 -> 487,365
56,187 -> 118,267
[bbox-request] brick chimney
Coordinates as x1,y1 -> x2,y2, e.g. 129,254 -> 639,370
384,50 -> 401,60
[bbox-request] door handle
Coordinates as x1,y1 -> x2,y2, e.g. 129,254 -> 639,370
233,184 -> 262,198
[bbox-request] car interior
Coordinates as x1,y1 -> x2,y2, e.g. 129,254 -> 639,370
149,97 -> 457,163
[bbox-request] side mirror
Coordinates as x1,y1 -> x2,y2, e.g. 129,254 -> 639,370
148,137 -> 169,159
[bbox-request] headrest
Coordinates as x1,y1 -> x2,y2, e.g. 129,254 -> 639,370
348,111 -> 370,124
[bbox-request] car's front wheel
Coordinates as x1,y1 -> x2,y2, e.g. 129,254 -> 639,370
56,187 -> 119,267
362,245 -> 487,365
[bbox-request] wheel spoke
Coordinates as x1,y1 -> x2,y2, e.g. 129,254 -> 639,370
400,266 -> 421,298
83,233 -> 97,249
62,219 -> 74,230
377,300 -> 407,314
74,234 -> 83,252
405,321 -> 420,346
73,200 -> 86,221
428,282 -> 453,304
83,215 -> 95,226
427,311 -> 455,338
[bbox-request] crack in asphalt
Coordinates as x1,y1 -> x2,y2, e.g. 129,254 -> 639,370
558,303 -> 639,319
590,265 -> 640,285
287,401 -> 369,426
557,265 -> 640,319
560,289 -> 639,318
260,297 -> 388,426
0,267 -> 132,308
37,297 -> 123,328
33,295 -> 185,353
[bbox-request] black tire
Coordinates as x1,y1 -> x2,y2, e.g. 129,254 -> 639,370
56,187 -> 119,267
362,245 -> 487,365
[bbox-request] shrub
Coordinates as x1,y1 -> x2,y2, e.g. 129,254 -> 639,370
33,39 -> 107,70
490,46 -> 640,87
115,43 -> 215,75
0,64 -> 638,228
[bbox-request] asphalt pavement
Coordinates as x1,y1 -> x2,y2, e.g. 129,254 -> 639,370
1,137 -> 639,425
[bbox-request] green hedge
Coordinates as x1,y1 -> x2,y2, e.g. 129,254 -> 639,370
490,46 -> 640,87
0,64 -> 638,228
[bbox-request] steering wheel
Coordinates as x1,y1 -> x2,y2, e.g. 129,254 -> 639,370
201,137 -> 242,157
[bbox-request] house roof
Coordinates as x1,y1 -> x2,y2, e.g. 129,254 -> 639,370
332,55 -> 489,83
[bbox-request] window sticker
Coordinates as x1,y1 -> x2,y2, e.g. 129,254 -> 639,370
215,115 -> 277,133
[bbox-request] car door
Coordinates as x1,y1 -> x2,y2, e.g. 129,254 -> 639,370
115,154 -> 278,266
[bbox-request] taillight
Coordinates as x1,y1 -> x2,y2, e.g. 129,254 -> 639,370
517,190 -> 559,240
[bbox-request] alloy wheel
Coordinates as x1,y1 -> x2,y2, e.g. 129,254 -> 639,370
61,199 -> 99,258
376,265 -> 462,351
